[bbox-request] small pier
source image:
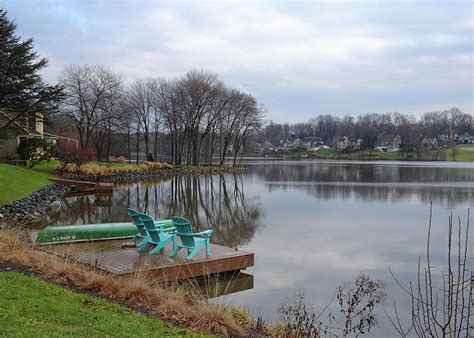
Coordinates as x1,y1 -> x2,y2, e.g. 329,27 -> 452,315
50,178 -> 113,193
43,239 -> 254,282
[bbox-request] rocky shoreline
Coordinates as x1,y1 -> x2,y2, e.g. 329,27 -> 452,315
0,166 -> 244,224
0,183 -> 73,224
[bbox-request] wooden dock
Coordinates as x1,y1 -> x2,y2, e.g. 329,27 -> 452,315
43,239 -> 254,282
50,178 -> 113,193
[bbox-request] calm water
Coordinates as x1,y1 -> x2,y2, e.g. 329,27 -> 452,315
51,160 -> 474,336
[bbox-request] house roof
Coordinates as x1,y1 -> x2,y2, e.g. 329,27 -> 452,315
0,110 -> 42,137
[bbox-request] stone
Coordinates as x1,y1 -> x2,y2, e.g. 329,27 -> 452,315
49,201 -> 60,212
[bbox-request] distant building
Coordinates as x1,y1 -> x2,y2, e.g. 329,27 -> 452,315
0,110 -> 77,159
417,137 -> 439,152
375,134 -> 401,152
458,132 -> 474,144
335,136 -> 362,152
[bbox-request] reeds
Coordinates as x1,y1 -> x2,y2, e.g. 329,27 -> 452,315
0,228 -> 245,336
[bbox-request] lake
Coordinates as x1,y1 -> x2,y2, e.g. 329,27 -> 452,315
51,160 -> 474,336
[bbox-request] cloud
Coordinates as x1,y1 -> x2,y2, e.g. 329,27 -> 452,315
3,0 -> 473,122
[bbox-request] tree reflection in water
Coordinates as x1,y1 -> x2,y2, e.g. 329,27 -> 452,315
53,173 -> 262,247
249,161 -> 474,207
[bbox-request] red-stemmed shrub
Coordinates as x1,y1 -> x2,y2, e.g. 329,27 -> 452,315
56,140 -> 96,172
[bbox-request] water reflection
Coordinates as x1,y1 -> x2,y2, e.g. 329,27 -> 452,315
53,174 -> 262,248
248,161 -> 474,207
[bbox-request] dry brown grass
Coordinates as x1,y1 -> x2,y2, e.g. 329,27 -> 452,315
107,155 -> 127,163
71,162 -> 174,176
0,228 -> 245,336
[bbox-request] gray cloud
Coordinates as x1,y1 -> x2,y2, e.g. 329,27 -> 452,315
3,0 -> 473,122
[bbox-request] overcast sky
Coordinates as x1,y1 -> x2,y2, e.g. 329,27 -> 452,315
2,0 -> 473,122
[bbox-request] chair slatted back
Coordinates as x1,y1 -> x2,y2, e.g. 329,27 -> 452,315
139,214 -> 161,242
127,208 -> 148,236
172,216 -> 195,248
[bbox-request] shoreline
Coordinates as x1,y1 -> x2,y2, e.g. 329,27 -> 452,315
63,165 -> 245,183
0,165 -> 245,224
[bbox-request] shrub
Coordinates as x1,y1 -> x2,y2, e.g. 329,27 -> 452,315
56,141 -> 96,170
18,138 -> 56,168
65,163 -> 77,173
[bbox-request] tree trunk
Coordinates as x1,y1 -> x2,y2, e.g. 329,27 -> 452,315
136,129 -> 140,164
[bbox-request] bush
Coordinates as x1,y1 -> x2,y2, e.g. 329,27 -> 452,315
18,138 -> 56,168
55,141 -> 96,171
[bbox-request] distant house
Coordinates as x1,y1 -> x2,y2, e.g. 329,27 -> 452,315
302,136 -> 325,151
0,111 -> 77,159
276,134 -> 307,152
253,141 -> 274,154
417,137 -> 438,152
375,134 -> 401,152
335,136 -> 362,152
458,132 -> 474,144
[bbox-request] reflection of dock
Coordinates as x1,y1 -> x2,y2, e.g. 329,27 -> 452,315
44,240 -> 254,282
193,272 -> 254,298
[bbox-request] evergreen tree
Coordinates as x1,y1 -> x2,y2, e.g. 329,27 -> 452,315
0,8 -> 63,140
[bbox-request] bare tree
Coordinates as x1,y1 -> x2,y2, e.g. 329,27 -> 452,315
92,81 -> 123,160
126,79 -> 157,160
59,64 -> 122,149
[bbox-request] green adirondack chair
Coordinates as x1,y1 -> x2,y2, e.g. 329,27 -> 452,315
170,216 -> 213,260
127,208 -> 148,246
137,214 -> 176,255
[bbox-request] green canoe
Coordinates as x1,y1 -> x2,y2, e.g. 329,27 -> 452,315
35,219 -> 173,245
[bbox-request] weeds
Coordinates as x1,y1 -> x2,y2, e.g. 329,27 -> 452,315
388,204 -> 473,337
276,274 -> 386,337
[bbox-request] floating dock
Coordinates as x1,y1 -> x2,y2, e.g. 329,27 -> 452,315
42,239 -> 254,282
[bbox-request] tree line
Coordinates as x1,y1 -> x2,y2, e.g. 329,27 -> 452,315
57,65 -> 264,166
257,109 -> 473,152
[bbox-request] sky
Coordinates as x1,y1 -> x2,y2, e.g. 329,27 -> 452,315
2,0 -> 473,123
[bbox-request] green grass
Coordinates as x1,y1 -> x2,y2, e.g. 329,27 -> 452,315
0,271 -> 189,337
34,160 -> 61,173
445,145 -> 474,161
0,164 -> 55,205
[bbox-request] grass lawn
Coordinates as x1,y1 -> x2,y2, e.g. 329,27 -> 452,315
0,271 -> 189,337
444,145 -> 474,161
0,164 -> 55,205
34,160 -> 61,173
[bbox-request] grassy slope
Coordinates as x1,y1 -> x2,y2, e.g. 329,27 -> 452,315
0,271 -> 188,337
0,164 -> 54,205
445,144 -> 474,161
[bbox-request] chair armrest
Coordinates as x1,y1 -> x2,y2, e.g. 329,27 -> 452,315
193,229 -> 213,237
157,226 -> 175,233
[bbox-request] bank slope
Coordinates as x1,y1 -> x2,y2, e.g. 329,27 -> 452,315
0,164 -> 53,205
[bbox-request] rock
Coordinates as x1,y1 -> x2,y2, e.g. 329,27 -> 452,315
33,211 -> 41,217
49,201 -> 60,213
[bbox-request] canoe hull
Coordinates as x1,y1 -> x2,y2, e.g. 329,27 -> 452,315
35,220 -> 173,245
